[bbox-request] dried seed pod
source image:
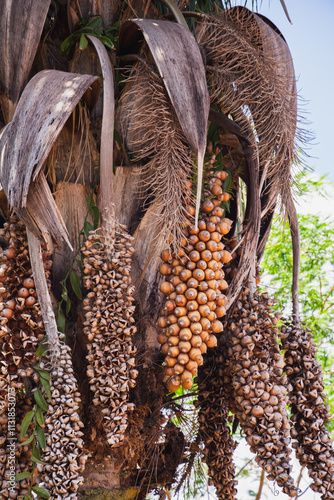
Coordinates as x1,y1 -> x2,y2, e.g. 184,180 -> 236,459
224,289 -> 297,496
196,338 -> 238,500
82,223 -> 136,447
37,345 -> 87,499
281,320 -> 334,498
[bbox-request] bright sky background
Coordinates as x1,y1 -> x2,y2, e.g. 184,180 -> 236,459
258,0 -> 334,184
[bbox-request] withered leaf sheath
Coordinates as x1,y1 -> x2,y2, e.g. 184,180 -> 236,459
82,223 -> 138,447
281,321 -> 334,499
117,63 -> 194,253
195,347 -> 238,499
224,289 -> 297,496
157,167 -> 232,391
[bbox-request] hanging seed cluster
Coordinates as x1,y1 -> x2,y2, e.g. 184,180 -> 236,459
0,219 -> 47,497
195,349 -> 238,500
36,344 -> 87,499
224,289 -> 297,496
281,321 -> 334,499
82,224 -> 138,446
0,218 -> 87,498
157,169 -> 232,391
0,219 -> 48,382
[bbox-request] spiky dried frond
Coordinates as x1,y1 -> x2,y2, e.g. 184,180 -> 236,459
197,7 -> 298,209
117,63 -> 194,251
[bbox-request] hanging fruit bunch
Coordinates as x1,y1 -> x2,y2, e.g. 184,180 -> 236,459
82,223 -> 138,446
157,160 -> 233,392
36,343 -> 87,498
223,288 -> 297,496
0,217 -> 44,497
281,321 -> 334,499
0,216 -> 88,499
195,346 -> 238,500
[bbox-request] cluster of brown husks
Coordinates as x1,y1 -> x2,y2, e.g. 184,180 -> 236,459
0,219 -> 47,382
36,344 -> 87,499
223,289 -> 297,496
0,218 -> 86,498
0,219 -> 45,498
82,223 -> 138,446
157,169 -> 232,391
195,347 -> 238,499
281,321 -> 334,499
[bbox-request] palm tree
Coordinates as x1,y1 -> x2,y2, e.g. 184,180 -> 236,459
0,1 -> 333,499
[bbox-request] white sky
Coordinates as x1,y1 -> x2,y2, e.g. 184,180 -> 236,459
259,0 -> 334,184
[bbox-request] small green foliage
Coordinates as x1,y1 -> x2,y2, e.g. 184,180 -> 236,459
31,486 -> 50,499
60,15 -> 119,57
15,472 -> 32,481
18,346 -> 51,499
57,192 -> 100,333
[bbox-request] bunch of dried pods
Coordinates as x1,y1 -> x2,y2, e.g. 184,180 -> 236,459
82,223 -> 138,447
195,347 -> 238,499
223,289 -> 297,496
281,321 -> 334,499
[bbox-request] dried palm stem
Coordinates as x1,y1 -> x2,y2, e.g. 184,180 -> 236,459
117,63 -> 194,252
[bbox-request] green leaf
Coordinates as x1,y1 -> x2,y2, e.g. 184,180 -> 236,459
32,486 -> 50,499
40,377 -> 52,402
79,33 -> 88,51
84,220 -> 93,237
35,344 -> 44,357
61,36 -> 74,56
90,206 -> 100,229
20,411 -> 34,439
19,433 -> 34,446
15,471 -> 32,481
66,295 -> 72,315
35,368 -> 51,381
35,405 -> 45,427
32,445 -> 41,461
87,192 -> 95,209
98,36 -> 114,50
57,307 -> 66,334
34,389 -> 48,412
85,16 -> 103,31
70,270 -> 82,300
36,425 -> 46,450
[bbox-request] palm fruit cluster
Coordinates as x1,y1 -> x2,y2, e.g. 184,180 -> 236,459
223,288 -> 297,496
157,168 -> 232,391
281,321 -> 334,499
0,218 -> 46,497
82,223 -> 138,447
195,347 -> 238,499
0,218 -> 48,382
36,344 -> 87,499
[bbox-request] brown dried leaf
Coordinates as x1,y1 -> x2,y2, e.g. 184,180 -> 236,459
119,19 -> 210,226
0,0 -> 51,122
0,70 -> 100,246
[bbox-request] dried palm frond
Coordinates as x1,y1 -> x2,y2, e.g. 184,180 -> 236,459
197,7 -> 299,209
117,62 -> 194,251
0,0 -> 51,122
118,19 -> 210,229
